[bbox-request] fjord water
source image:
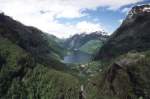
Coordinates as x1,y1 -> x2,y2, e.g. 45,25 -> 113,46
63,50 -> 92,64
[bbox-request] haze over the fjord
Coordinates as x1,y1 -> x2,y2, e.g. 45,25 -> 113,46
0,0 -> 149,38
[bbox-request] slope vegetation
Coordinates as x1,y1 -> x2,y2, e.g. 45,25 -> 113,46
0,14 -> 80,99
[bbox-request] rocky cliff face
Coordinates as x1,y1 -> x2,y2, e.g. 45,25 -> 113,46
95,4 -> 150,60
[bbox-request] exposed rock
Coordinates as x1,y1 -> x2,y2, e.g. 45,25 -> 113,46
127,4 -> 150,19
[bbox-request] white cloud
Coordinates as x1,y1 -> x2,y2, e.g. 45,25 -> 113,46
76,21 -> 104,33
118,19 -> 124,24
45,21 -> 104,38
0,0 -> 143,38
121,7 -> 132,14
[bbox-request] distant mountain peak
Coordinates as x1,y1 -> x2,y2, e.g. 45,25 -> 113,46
92,30 -> 108,35
127,4 -> 150,19
72,30 -> 108,37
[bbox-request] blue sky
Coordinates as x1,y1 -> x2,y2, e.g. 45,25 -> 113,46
56,8 -> 125,34
57,0 -> 149,34
0,0 -> 149,38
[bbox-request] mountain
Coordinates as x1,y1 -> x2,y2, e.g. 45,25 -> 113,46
1,4 -> 150,99
95,4 -> 150,60
0,13 -> 67,70
63,31 -> 108,52
88,4 -> 150,99
0,13 -> 80,99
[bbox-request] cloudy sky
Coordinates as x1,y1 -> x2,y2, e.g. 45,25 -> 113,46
0,0 -> 149,38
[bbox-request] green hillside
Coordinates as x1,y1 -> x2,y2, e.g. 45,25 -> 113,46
87,51 -> 150,99
0,37 -> 80,99
0,14 -> 80,99
79,40 -> 103,54
43,33 -> 67,59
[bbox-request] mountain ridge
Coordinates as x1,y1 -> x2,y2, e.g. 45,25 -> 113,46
95,4 -> 150,60
63,31 -> 109,51
0,13 -> 67,70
